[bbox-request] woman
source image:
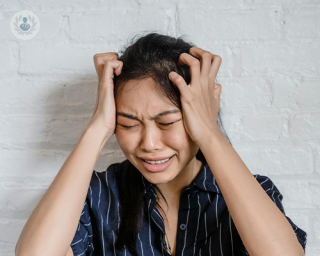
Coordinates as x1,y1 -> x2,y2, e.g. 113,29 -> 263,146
15,33 -> 307,256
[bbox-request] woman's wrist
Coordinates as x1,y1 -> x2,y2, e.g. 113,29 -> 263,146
197,125 -> 224,148
83,124 -> 114,146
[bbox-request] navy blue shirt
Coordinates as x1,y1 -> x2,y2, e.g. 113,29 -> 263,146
70,159 -> 307,256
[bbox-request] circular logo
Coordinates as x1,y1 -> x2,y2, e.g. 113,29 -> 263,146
10,10 -> 40,40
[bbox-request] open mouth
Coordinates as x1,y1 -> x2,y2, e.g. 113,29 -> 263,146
140,155 -> 175,172
141,155 -> 174,165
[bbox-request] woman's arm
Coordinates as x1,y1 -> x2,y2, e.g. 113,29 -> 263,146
200,127 -> 305,256
15,125 -> 111,256
168,46 -> 305,256
15,53 -> 122,256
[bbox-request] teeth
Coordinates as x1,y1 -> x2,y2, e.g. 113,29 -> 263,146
144,157 -> 171,164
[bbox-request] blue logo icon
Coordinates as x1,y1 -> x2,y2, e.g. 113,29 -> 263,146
13,14 -> 37,35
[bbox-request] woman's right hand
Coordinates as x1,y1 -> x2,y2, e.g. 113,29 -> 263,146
87,52 -> 123,137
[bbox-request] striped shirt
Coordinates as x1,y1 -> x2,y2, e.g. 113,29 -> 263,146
70,158 -> 307,256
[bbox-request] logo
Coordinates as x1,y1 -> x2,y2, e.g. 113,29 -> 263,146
10,10 -> 40,40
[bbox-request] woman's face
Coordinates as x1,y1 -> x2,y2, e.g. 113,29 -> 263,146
115,77 -> 200,185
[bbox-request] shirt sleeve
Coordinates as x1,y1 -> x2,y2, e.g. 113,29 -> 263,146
70,194 -> 94,256
255,175 -> 308,253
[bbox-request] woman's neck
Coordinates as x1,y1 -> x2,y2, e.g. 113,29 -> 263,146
155,157 -> 204,208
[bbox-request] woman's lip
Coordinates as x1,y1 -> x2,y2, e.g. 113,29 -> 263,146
140,155 -> 175,173
140,155 -> 174,161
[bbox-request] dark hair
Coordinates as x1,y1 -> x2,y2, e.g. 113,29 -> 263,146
113,32 -> 232,255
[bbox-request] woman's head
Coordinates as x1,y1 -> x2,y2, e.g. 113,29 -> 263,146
113,32 -> 230,255
113,32 -> 194,110
113,33 -> 203,185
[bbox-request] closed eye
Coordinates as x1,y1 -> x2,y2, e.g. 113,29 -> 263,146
119,124 -> 137,129
159,122 -> 175,126
121,123 -> 174,128
118,118 -> 181,128
159,118 -> 182,126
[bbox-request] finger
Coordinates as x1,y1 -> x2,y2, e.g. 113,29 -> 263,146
94,52 -> 118,60
189,47 -> 213,77
213,83 -> 222,113
168,71 -> 192,100
100,60 -> 123,90
213,83 -> 222,100
178,53 -> 201,86
94,59 -> 122,115
93,53 -> 119,81
208,55 -> 222,84
93,52 -> 118,67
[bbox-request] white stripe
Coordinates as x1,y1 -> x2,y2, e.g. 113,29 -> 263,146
203,166 -> 207,189
75,248 -> 87,256
216,194 -> 219,228
193,194 -> 201,256
153,208 -> 164,222
71,239 -> 82,246
151,188 -> 157,197
112,230 -> 116,255
212,175 -> 219,228
138,233 -> 144,256
260,177 -> 269,186
271,191 -> 276,204
204,212 -> 208,246
205,168 -> 212,203
277,194 -> 285,212
229,213 -> 234,256
142,175 -> 146,188
151,211 -> 165,234
148,199 -> 155,256
118,201 -> 120,230
89,186 -> 92,209
213,176 -> 219,192
207,192 -> 211,204
95,172 -> 101,208
219,222 -> 224,256
161,242 -> 165,256
181,194 -> 191,256
209,236 -> 212,256
106,171 -> 111,224
100,212 -> 105,256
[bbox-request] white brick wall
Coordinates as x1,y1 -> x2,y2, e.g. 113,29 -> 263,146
1,0 -> 319,255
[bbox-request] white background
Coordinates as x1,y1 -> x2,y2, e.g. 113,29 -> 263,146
0,0 -> 319,255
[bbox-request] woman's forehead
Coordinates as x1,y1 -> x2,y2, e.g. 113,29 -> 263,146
116,78 -> 175,107
116,80 -> 180,119
117,95 -> 179,115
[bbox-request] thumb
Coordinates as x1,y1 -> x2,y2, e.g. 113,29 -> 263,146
214,83 -> 222,100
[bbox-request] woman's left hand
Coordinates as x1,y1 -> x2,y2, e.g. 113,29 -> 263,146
168,47 -> 222,146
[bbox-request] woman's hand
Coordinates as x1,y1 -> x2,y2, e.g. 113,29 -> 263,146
168,47 -> 222,146
87,52 -> 123,137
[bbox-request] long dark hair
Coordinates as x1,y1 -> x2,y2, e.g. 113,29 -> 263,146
113,32 -> 232,255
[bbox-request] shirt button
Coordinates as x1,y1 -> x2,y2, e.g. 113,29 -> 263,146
180,223 -> 186,230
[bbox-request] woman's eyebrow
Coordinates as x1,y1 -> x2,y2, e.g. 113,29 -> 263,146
116,109 -> 180,121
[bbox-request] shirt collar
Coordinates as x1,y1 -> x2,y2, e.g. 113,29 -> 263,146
141,158 -> 222,197
194,162 -> 222,194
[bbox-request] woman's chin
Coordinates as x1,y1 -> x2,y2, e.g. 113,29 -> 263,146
142,170 -> 176,185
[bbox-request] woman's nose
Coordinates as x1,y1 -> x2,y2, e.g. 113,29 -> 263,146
140,127 -> 162,152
